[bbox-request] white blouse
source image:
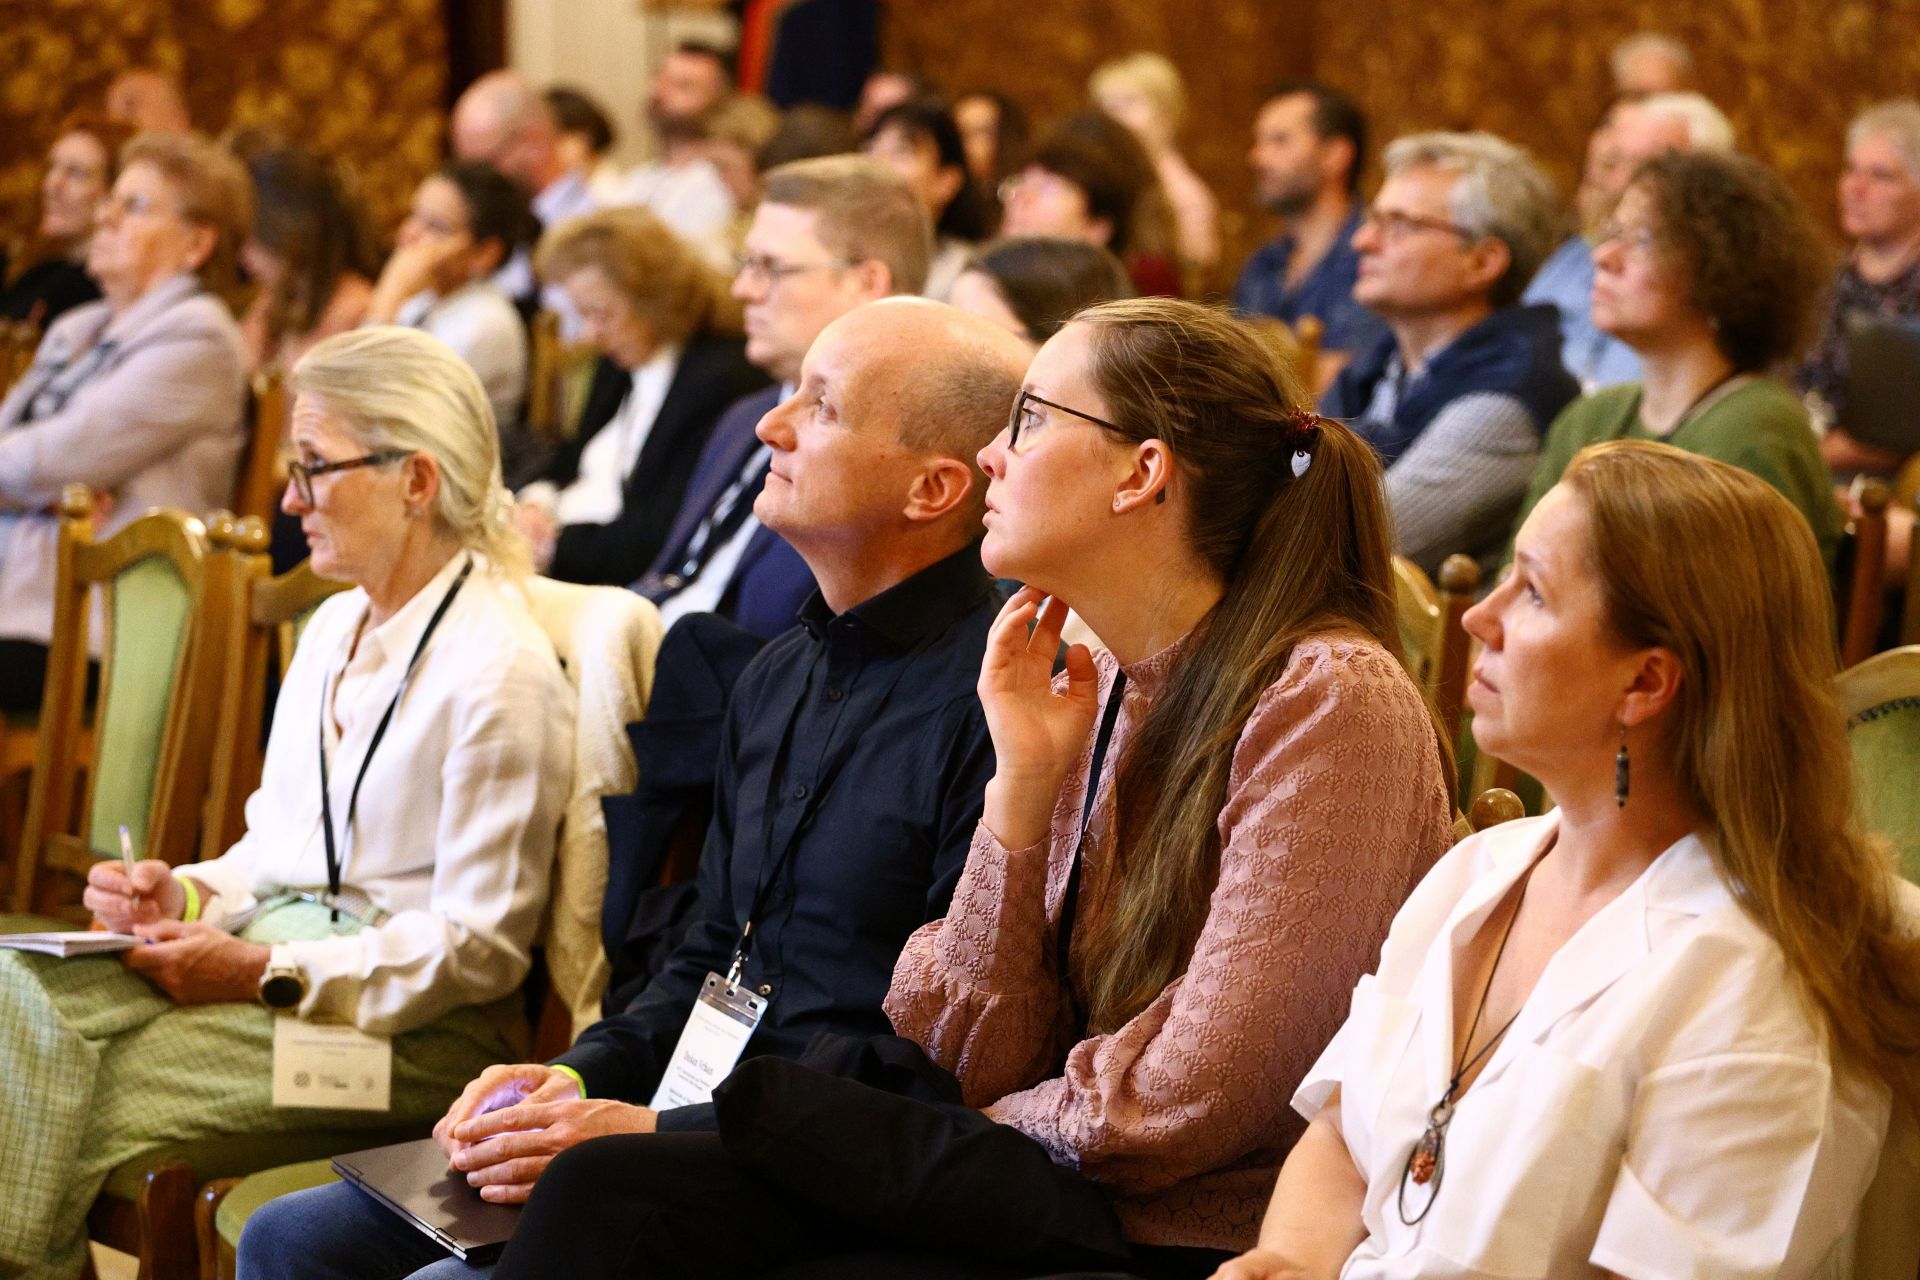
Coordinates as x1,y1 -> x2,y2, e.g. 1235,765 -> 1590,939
183,554 -> 574,1036
1298,812 -> 1896,1279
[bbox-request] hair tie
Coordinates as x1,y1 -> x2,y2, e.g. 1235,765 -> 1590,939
1287,411 -> 1323,478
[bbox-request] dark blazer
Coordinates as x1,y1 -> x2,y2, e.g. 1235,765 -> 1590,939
638,383 -> 817,640
541,332 -> 768,586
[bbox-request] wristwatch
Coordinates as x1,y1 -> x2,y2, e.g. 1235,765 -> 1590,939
258,962 -> 308,1011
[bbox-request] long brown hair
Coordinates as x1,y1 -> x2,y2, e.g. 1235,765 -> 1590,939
1072,297 -> 1416,1034
1563,440 -> 1920,1113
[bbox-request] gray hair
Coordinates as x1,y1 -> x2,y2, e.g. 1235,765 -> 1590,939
1848,100 -> 1920,183
289,326 -> 529,575
1381,131 -> 1562,306
1609,32 -> 1693,84
1636,92 -> 1736,154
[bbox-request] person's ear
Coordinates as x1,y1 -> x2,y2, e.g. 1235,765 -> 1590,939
1113,438 -> 1173,514
1461,235 -> 1512,297
903,456 -> 974,524
178,221 -> 220,275
1618,645 -> 1683,729
470,236 -> 508,280
1320,136 -> 1357,190
850,258 -> 893,300
401,450 -> 443,518
1084,215 -> 1115,249
931,165 -> 966,211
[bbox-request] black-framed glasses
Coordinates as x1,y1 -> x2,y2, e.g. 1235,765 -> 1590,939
1007,389 -> 1127,451
287,451 -> 409,506
1358,206 -> 1481,243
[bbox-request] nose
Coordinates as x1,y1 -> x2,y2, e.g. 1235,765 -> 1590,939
1462,580 -> 1503,649
280,473 -> 310,516
1350,218 -> 1377,253
1590,235 -> 1623,274
731,267 -> 763,303
754,397 -> 794,449
977,428 -> 1008,481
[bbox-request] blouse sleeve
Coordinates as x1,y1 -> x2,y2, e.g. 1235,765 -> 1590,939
922,642 -> 1448,1194
275,644 -> 573,1035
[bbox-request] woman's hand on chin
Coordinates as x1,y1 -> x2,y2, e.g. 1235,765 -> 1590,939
978,586 -> 1103,850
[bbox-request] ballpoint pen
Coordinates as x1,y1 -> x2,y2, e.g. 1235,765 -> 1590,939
118,823 -> 137,899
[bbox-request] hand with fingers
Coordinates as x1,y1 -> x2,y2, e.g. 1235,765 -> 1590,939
432,1063 -> 585,1162
121,921 -> 270,1003
445,1093 -> 658,1204
1207,1252 -> 1317,1280
978,585 -> 1105,851
84,858 -> 185,933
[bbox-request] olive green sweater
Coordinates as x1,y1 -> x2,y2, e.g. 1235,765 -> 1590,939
1512,377 -> 1843,565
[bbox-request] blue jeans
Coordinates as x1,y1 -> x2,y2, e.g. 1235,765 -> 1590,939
236,1180 -> 493,1280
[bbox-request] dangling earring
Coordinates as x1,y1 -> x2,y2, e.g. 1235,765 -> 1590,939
1614,726 -> 1630,809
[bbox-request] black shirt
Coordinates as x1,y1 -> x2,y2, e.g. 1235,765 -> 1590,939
559,542 -> 1002,1103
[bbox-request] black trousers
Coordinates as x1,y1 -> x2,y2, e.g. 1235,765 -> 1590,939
489,1131 -> 1228,1280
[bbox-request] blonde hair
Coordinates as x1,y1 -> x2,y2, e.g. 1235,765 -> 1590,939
120,130 -> 253,305
1089,52 -> 1187,133
1562,441 -> 1920,1115
290,327 -> 530,575
534,206 -> 741,343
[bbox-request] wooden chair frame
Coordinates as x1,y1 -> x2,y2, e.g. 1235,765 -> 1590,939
230,369 -> 288,523
12,487 -> 224,914
1840,479 -> 1892,669
1433,554 -> 1482,750
199,516 -> 348,859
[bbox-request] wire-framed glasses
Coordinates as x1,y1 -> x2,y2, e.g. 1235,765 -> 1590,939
1007,388 -> 1128,451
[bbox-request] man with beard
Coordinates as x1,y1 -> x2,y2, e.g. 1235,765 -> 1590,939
617,41 -> 738,267
1232,80 -> 1384,392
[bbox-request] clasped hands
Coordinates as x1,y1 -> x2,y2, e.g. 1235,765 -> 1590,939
978,586 -> 1103,851
433,1063 -> 659,1204
84,859 -> 269,1003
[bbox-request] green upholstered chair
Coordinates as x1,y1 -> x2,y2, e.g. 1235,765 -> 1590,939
1837,645 -> 1920,883
11,487 -> 226,917
199,1159 -> 341,1280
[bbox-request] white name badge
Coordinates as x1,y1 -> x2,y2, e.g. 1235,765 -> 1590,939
648,972 -> 768,1111
272,1018 -> 394,1111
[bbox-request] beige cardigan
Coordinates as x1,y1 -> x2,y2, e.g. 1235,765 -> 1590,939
0,272 -> 247,645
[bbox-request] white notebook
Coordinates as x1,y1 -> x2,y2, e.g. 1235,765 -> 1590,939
0,932 -> 142,957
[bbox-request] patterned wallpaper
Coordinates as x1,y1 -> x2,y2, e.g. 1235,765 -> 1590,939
2,0 -> 446,257
885,0 -> 1918,288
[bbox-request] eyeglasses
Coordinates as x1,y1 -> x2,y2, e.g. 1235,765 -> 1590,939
734,252 -> 854,285
1358,206 -> 1481,243
96,191 -> 180,221
998,171 -> 1071,205
1593,220 -> 1663,258
287,451 -> 409,506
1007,388 -> 1127,451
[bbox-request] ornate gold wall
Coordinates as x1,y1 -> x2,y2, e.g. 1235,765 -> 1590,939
885,0 -> 1918,285
2,0 -> 446,255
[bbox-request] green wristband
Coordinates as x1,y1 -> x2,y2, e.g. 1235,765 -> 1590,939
174,873 -> 202,923
552,1064 -> 587,1099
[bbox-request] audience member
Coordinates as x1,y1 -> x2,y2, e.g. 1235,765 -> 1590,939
240,298 -> 1030,1280
450,70 -> 597,312
852,67 -> 935,136
863,97 -> 995,298
1002,113 -> 1179,297
0,326 -> 573,1280
238,146 -> 378,373
617,41 -> 738,266
1525,92 -> 1736,391
1325,131 -> 1574,574
1609,30 -> 1695,96
1515,151 -> 1841,566
458,297 -> 1452,1278
950,235 -> 1132,349
103,66 -> 191,133
1092,53 -> 1221,282
364,161 -> 532,435
544,84 -> 623,205
955,88 -> 1032,190
634,154 -> 931,637
1,114 -> 134,327
697,93 -> 783,246
1214,440 -> 1919,1280
515,207 -> 766,584
0,131 -> 251,713
1233,79 -> 1384,391
1796,99 -> 1920,476
755,101 -> 859,172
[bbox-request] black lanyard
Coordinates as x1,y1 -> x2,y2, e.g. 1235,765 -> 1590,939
316,556 -> 473,920
1058,668 -> 1128,1036
728,628 -> 928,982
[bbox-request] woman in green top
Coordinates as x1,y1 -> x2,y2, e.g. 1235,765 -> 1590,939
1515,150 -> 1843,564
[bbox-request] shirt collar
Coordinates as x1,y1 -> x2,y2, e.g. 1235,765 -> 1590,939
104,271 -> 200,343
533,170 -> 589,225
797,541 -> 993,651
628,342 -> 684,395
352,551 -> 475,669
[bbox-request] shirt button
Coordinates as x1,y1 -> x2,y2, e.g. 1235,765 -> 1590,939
757,984 -> 773,996
792,783 -> 809,800
825,685 -> 843,702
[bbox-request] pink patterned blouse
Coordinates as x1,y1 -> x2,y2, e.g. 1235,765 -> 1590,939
884,630 -> 1454,1252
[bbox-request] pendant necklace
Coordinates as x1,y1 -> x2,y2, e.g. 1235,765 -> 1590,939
1396,863 -> 1536,1226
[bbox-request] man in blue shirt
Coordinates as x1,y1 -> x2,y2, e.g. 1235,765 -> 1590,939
1232,80 -> 1386,393
241,298 -> 1035,1280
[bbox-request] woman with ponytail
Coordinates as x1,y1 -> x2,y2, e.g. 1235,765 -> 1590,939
1216,439 -> 1920,1280
0,325 -> 575,1280
878,295 -> 1455,1273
